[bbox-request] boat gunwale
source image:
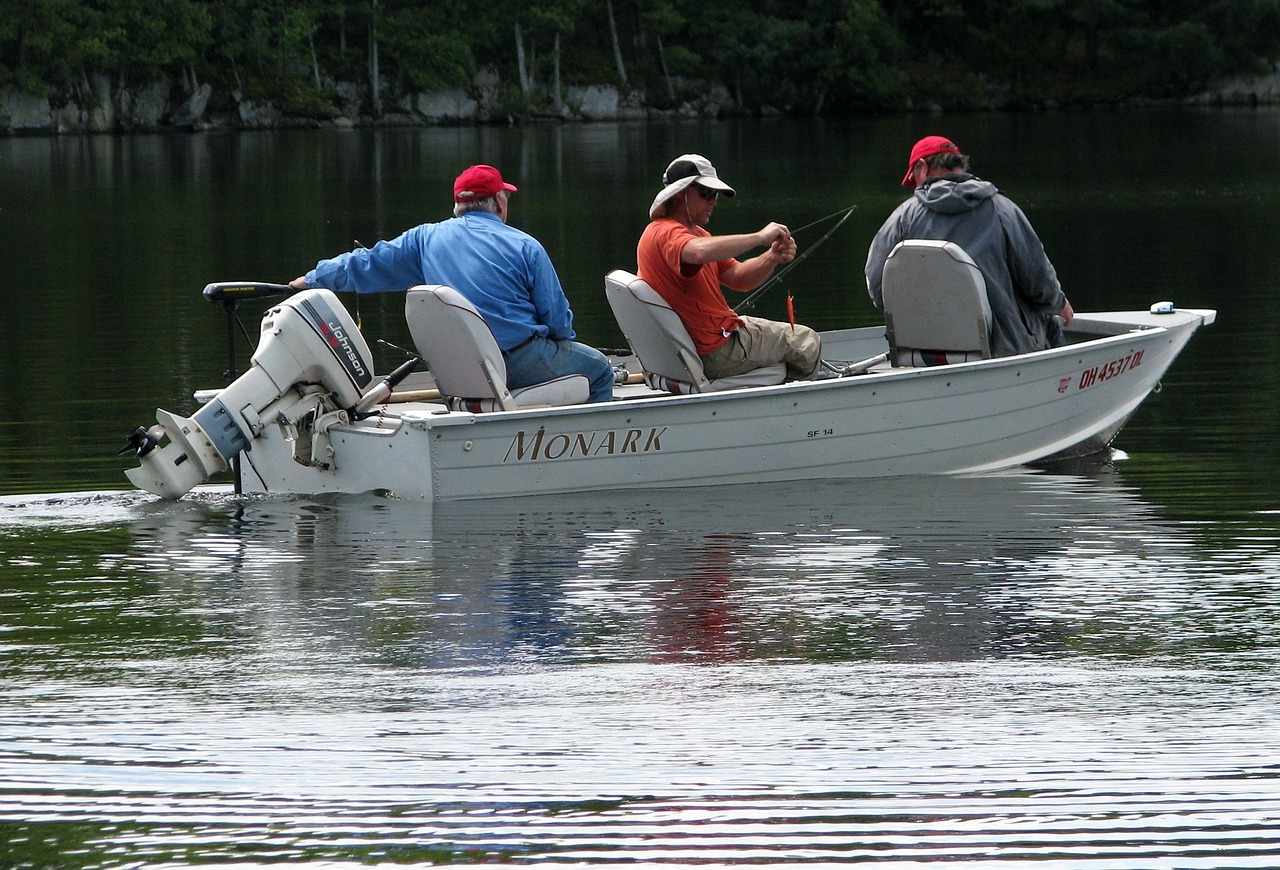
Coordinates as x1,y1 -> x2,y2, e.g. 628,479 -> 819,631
336,308 -> 1212,431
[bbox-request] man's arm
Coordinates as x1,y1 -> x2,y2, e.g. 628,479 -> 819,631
682,222 -> 790,266
864,211 -> 904,310
683,222 -> 795,291
290,228 -> 426,293
999,199 -> 1071,321
526,240 -> 576,340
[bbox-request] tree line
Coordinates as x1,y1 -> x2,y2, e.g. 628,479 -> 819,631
3,0 -> 1279,119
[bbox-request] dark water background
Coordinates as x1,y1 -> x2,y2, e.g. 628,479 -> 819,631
2,109 -> 1276,499
2,112 -> 1279,866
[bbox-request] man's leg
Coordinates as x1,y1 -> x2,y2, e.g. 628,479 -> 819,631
703,317 -> 821,380
505,336 -> 615,403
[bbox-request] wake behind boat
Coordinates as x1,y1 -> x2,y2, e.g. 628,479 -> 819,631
121,244 -> 1215,502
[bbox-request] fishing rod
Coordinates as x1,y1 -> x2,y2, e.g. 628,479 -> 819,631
733,204 -> 856,314
789,204 -> 859,236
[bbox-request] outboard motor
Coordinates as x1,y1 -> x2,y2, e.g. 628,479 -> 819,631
125,289 -> 376,499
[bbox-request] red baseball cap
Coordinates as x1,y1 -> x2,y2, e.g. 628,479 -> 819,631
453,164 -> 518,202
902,136 -> 961,187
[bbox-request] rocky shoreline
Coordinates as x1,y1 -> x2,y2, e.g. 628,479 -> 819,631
0,71 -> 739,136
5,69 -> 1279,136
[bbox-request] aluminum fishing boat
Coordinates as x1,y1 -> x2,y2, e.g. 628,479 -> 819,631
121,242 -> 1215,502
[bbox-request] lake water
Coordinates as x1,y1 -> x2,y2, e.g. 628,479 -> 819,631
2,111 -> 1280,867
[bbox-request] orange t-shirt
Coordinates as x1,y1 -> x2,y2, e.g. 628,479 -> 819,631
637,219 -> 743,355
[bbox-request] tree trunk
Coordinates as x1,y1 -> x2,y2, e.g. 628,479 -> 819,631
553,31 -> 563,114
605,0 -> 628,85
656,32 -> 674,101
310,34 -> 321,86
369,0 -> 381,117
515,21 -> 530,94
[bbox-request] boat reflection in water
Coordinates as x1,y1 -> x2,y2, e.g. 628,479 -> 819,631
82,462 -> 1213,667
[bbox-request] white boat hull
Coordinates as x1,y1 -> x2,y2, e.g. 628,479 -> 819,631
229,308 -> 1214,502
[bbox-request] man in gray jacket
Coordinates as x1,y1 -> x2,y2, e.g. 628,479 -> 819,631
865,136 -> 1074,356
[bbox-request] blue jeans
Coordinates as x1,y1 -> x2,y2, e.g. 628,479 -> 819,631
504,336 -> 614,403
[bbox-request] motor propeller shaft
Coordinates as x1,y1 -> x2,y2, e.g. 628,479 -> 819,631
118,424 -> 166,458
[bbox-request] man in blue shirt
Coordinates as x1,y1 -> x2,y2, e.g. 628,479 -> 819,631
290,164 -> 614,403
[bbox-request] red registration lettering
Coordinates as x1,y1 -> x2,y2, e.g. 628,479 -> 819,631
1077,349 -> 1143,391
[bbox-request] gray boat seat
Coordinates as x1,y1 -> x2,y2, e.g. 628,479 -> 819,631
604,269 -> 786,394
405,285 -> 589,411
880,239 -> 992,366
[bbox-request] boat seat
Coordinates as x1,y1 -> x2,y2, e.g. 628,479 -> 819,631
604,269 -> 786,394
880,239 -> 993,366
405,285 -> 589,411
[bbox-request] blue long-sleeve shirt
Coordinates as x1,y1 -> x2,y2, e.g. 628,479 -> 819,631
306,211 -> 576,351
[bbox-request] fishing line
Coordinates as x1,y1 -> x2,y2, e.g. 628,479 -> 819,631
733,205 -> 856,314
352,238 -> 366,329
791,204 -> 858,236
377,338 -> 419,360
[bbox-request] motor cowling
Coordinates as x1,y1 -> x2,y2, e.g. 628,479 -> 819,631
126,289 -> 374,499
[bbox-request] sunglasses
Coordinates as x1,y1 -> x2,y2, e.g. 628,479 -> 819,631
692,185 -> 719,202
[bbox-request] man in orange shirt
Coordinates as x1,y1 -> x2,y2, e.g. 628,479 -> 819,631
636,154 -> 822,381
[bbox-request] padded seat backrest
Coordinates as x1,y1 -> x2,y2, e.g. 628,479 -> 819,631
605,269 -> 712,391
407,284 -> 515,407
604,270 -> 785,393
405,285 -> 588,411
881,240 -> 992,366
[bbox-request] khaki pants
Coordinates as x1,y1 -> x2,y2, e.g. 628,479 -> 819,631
700,316 -> 822,380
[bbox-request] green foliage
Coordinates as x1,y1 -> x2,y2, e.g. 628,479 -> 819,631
703,7 -> 814,108
276,78 -> 342,117
1141,21 -> 1229,96
1195,0 -> 1280,68
380,4 -> 477,90
0,0 -> 1278,117
820,0 -> 906,110
0,0 -> 103,92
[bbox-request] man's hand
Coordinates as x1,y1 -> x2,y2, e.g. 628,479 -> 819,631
289,276 -> 308,290
1058,297 -> 1074,325
757,222 -> 791,248
769,234 -> 797,264
757,222 -> 795,264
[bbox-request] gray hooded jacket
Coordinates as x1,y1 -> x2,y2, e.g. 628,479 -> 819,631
865,174 -> 1066,356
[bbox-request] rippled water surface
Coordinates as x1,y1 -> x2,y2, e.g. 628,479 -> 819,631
3,110 -> 1280,866
4,469 -> 1280,867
